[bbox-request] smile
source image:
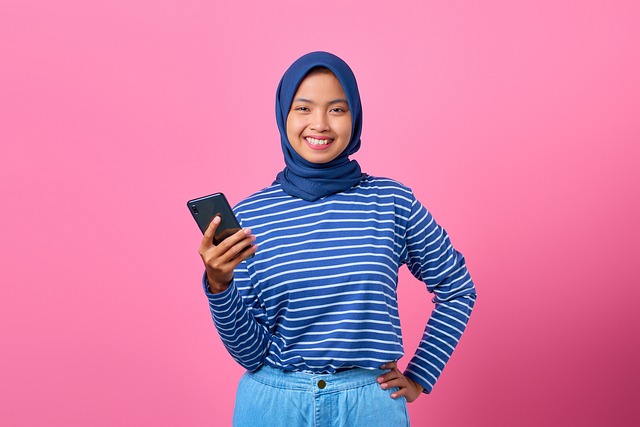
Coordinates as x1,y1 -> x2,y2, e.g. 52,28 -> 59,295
305,137 -> 333,146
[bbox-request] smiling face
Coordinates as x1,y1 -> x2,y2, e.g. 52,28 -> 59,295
286,69 -> 352,164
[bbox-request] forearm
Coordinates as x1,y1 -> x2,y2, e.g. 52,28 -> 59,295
204,276 -> 271,371
405,292 -> 476,393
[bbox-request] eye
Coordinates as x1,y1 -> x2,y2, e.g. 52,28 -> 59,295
294,106 -> 310,112
330,107 -> 348,113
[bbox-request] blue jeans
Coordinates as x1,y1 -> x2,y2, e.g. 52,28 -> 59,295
233,365 -> 410,426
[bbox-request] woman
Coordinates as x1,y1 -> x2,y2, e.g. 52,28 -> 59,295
198,51 -> 476,426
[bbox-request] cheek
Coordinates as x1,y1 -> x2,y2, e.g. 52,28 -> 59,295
286,116 -> 303,139
338,118 -> 353,141
285,117 -> 296,141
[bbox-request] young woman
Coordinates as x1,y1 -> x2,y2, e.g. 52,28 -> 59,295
198,51 -> 476,426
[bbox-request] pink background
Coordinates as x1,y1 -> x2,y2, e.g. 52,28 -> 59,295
1,0 -> 639,425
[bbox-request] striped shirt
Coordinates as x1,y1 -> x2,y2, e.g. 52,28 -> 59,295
204,176 -> 476,393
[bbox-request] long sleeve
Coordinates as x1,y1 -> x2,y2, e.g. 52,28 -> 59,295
203,261 -> 272,371
200,178 -> 475,377
401,193 -> 477,393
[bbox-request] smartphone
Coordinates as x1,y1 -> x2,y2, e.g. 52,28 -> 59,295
187,192 -> 243,245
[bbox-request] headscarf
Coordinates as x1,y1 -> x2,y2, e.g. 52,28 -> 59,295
274,51 -> 365,201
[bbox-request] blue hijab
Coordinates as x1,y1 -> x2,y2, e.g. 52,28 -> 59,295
274,51 -> 365,201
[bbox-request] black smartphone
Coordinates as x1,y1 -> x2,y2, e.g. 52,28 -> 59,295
187,192 -> 243,245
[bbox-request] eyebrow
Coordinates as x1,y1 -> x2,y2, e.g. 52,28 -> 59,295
292,97 -> 349,105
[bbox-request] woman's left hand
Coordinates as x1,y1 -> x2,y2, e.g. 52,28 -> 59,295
377,361 -> 424,402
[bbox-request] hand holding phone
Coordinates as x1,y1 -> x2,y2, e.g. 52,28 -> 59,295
188,193 -> 257,293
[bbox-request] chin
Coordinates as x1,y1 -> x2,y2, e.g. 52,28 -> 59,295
306,153 -> 339,164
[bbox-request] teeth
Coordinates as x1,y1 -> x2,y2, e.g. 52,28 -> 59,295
306,137 -> 331,145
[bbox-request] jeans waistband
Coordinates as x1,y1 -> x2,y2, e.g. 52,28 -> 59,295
246,365 -> 387,394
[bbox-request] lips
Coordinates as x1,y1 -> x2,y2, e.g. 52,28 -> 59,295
304,136 -> 333,150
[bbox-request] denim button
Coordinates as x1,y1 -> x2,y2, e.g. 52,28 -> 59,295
317,380 -> 326,389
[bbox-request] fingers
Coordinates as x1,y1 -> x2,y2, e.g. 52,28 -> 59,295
199,215 -> 255,262
377,362 -> 400,391
377,362 -> 423,402
379,376 -> 420,402
226,241 -> 259,268
198,220 -> 258,290
377,361 -> 400,383
201,215 -> 221,249
215,228 -> 256,263
201,229 -> 255,277
380,361 -> 397,370
379,377 -> 406,391
377,370 -> 402,389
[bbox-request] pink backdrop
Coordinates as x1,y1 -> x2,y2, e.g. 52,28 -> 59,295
1,0 -> 639,425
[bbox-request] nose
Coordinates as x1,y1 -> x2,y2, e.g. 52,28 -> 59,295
310,111 -> 330,132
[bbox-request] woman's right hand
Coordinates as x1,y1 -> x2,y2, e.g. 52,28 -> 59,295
198,216 -> 257,294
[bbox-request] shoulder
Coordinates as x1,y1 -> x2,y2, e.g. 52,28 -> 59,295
354,175 -> 416,200
233,183 -> 290,215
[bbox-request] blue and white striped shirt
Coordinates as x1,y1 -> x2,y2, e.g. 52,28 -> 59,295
204,176 -> 476,393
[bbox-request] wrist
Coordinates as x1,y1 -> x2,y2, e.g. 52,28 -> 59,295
206,276 -> 231,294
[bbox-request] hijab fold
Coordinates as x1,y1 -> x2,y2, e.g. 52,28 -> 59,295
274,52 -> 365,201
